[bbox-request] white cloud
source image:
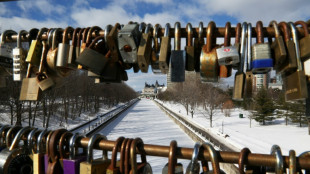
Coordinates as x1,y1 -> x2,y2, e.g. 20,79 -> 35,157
126,71 -> 167,91
135,0 -> 172,4
0,3 -> 9,16
17,0 -> 66,16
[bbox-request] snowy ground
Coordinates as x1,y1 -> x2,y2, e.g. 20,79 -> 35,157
98,99 -> 195,173
156,99 -> 310,156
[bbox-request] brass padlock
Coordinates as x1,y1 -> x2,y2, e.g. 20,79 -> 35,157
200,21 -> 220,82
33,129 -> 51,174
159,23 -> 171,74
269,21 -> 287,72
283,22 -> 308,101
150,24 -> 162,74
194,22 -> 204,72
56,26 -> 74,69
107,23 -> 122,63
232,23 -> 241,70
138,23 -> 153,72
80,134 -> 111,174
36,41 -> 55,91
26,28 -> 48,67
19,63 -> 41,101
232,22 -> 247,101
185,23 -> 195,71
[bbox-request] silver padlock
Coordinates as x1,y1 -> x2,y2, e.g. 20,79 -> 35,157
118,23 -> 141,63
0,30 -> 17,68
265,145 -> 284,174
56,26 -> 74,69
186,142 -> 201,174
12,30 -> 28,81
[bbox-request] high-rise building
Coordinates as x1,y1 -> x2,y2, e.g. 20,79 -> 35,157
253,72 -> 270,94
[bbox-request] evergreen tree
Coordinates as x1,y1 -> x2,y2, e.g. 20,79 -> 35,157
252,88 -> 275,125
290,100 -> 307,127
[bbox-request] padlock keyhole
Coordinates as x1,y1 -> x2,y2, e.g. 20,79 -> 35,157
123,45 -> 132,52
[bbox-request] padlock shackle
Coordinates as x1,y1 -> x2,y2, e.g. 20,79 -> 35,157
27,128 -> 39,153
69,133 -> 85,160
47,28 -> 55,48
256,21 -> 264,44
202,143 -> 221,174
0,30 -> 17,43
168,140 -> 177,174
86,26 -> 102,46
174,22 -> 181,50
278,22 -> 291,42
189,142 -> 202,172
5,126 -> 22,149
239,22 -> 247,73
62,26 -> 74,44
270,145 -> 284,174
164,23 -> 171,37
130,138 -> 146,174
289,22 -> 303,71
38,41 -> 48,74
206,21 -> 216,52
28,28 -> 39,42
52,28 -> 63,50
186,23 -> 193,47
246,23 -> 252,71
82,27 -> 90,44
59,131 -> 73,159
36,27 -> 48,40
0,125 -> 11,147
235,23 -> 241,44
86,134 -> 107,163
77,28 -> 85,47
88,35 -> 106,49
120,138 -> 129,174
71,27 -> 81,47
198,21 -> 204,42
110,137 -> 125,169
238,148 -> 251,174
9,126 -> 33,151
224,22 -> 231,47
269,21 -> 280,38
105,24 -> 113,42
139,22 -> 146,33
17,30 -> 28,48
295,21 -> 309,36
289,150 -> 296,174
37,129 -> 50,154
125,138 -> 133,174
145,23 -> 153,34
153,23 -> 162,53
48,129 -> 67,163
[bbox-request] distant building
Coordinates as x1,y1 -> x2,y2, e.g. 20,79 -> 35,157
269,74 -> 283,90
141,81 -> 165,98
253,73 -> 270,94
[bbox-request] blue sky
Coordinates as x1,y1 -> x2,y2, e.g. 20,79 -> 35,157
1,0 -> 310,91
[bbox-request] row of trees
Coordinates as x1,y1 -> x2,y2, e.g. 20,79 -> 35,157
0,70 -> 137,128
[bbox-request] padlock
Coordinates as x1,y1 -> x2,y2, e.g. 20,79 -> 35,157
238,148 -> 252,174
80,27 -> 91,54
186,142 -> 201,174
277,22 -> 297,74
150,24 -> 162,74
0,125 -> 11,151
5,125 -> 22,149
217,22 -> 240,65
118,23 -> 141,64
46,28 -> 62,74
56,26 -> 74,69
80,134 -> 111,174
76,35 -> 110,75
58,131 -> 75,173
194,22 -> 204,72
26,28 -> 48,67
244,23 -> 254,99
107,23 -> 122,63
269,21 -> 287,72
232,23 -> 241,70
185,23 -> 195,71
0,30 -> 17,69
75,28 -> 85,59
159,23 -> 171,74
36,40 -> 55,91
232,22 -> 247,101
33,129 -> 50,174
46,129 -> 67,174
200,21 -> 220,82
265,145 -> 284,174
201,143 -> 223,174
27,128 -> 40,159
107,136 -> 125,174
170,22 -> 185,82
19,63 -> 41,101
68,27 -> 81,68
119,138 -> 129,174
217,22 -> 234,78
61,133 -> 87,174
288,150 -> 296,174
283,22 -> 308,101
44,130 -> 54,173
295,20 -> 310,61
130,138 -> 153,174
251,21 -> 273,74
138,23 -> 153,72
12,30 -> 28,81
0,127 -> 34,174
162,140 -> 183,174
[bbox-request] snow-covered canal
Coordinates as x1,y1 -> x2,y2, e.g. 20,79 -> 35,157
97,98 -> 195,173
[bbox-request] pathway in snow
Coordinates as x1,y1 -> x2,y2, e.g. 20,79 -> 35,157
97,98 -> 195,173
